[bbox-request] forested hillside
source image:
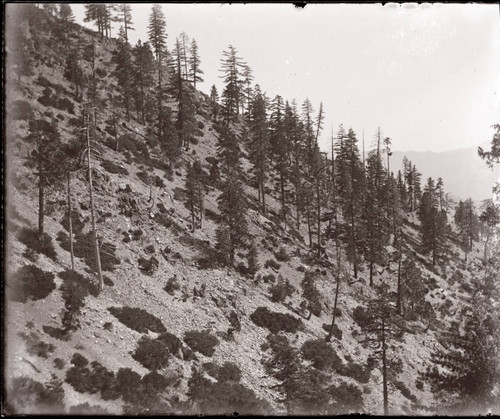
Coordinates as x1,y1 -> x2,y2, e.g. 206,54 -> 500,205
4,4 -> 500,416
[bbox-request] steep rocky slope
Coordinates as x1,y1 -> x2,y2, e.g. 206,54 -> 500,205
3,8 -> 496,416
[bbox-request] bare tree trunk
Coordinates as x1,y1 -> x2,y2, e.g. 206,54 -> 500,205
67,171 -> 75,271
316,176 -> 321,257
382,319 -> 389,416
38,156 -> 44,238
86,114 -> 103,292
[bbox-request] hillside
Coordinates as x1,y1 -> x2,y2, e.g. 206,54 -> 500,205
391,146 -> 500,202
3,5 -> 500,416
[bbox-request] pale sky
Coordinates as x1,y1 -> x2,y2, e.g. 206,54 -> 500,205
71,3 -> 500,153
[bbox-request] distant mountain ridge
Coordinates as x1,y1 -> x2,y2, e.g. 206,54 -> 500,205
391,142 -> 500,203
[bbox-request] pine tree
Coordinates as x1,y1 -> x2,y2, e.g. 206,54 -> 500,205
11,26 -> 33,82
478,124 -> 500,168
422,308 -> 498,414
116,4 -> 134,43
454,199 -> 479,262
148,4 -> 167,139
185,160 -> 205,231
63,49 -> 85,98
248,92 -> 270,213
361,283 -> 403,415
215,125 -> 249,265
159,107 -> 180,167
219,45 -> 245,122
131,40 -> 154,125
209,84 -> 219,121
27,118 -> 65,237
188,38 -> 203,88
113,35 -> 133,119
58,3 -> 74,23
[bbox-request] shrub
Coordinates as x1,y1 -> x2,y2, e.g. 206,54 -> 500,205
66,358 -> 119,399
18,227 -> 57,260
7,375 -> 65,413
68,403 -> 109,415
274,247 -> 290,262
54,358 -> 65,370
338,362 -> 371,384
164,275 -> 180,295
187,369 -> 271,415
73,231 -> 120,272
301,339 -> 342,370
262,273 -> 276,284
250,307 -> 302,334
158,333 -> 183,357
18,332 -> 55,359
9,265 -> 56,303
218,362 -> 242,383
136,170 -> 150,184
327,381 -> 364,414
101,159 -> 129,175
154,175 -> 165,188
353,305 -> 371,328
415,379 -> 424,390
115,368 -> 142,403
108,306 -> 166,333
184,330 -> 219,357
264,259 -> 281,270
103,275 -> 114,286
269,275 -> 295,302
138,256 -> 159,274
322,323 -> 343,340
301,271 -> 322,317
393,380 -> 417,403
132,336 -> 172,371
144,244 -> 155,254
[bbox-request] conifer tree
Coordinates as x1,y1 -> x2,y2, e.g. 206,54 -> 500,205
27,118 -> 64,238
116,4 -> 134,43
58,3 -> 74,23
131,40 -> 155,125
185,160 -> 205,231
209,84 -> 219,121
361,283 -> 403,415
113,35 -> 133,119
478,124 -> 500,168
148,4 -> 167,139
248,92 -> 270,213
11,26 -> 33,82
241,63 -> 254,117
64,50 -> 85,98
219,45 -> 245,122
454,199 -> 479,262
160,107 -> 180,166
188,38 -> 203,88
215,125 -> 249,264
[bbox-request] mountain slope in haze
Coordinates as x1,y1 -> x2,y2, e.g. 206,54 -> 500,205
392,144 -> 500,202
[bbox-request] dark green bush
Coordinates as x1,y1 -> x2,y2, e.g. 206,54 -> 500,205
7,375 -> 65,413
250,307 -> 302,334
269,276 -> 295,302
262,273 -> 276,283
73,231 -> 120,272
353,305 -> 371,328
301,339 -> 342,370
136,170 -> 150,184
338,362 -> 371,384
218,362 -> 242,383
393,380 -> 417,403
71,353 -> 89,368
18,227 -> 57,260
101,159 -> 129,175
274,247 -> 290,262
327,381 -> 364,414
18,331 -> 55,359
322,323 -> 343,340
115,368 -> 142,403
164,275 -> 180,295
264,258 -> 281,270
54,358 -> 65,370
184,330 -> 219,357
108,306 -> 166,333
138,255 -> 159,274
415,379 -> 424,390
132,336 -> 172,371
9,265 -> 56,303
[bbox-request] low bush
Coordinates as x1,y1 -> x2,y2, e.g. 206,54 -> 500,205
338,362 -> 371,384
66,357 -> 119,400
154,175 -> 165,188
68,403 -> 110,415
73,231 -> 120,272
138,256 -> 159,274
9,265 -> 56,303
101,159 -> 129,175
187,369 -> 271,415
136,170 -> 150,184
132,336 -> 172,371
18,227 -> 57,260
184,330 -> 219,357
269,275 -> 295,302
393,380 -> 417,403
353,305 -> 371,328
7,375 -> 65,413
274,247 -> 290,262
12,100 -> 34,120
108,306 -> 166,333
164,275 -> 181,295
327,381 -> 364,414
18,332 -> 55,359
54,358 -> 65,370
250,307 -> 302,334
262,273 -> 276,283
322,323 -> 343,340
301,339 -> 342,370
264,259 -> 281,270
415,379 -> 424,390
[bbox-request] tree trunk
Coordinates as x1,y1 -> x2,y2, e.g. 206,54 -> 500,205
38,172 -> 44,238
382,319 -> 389,416
316,177 -> 321,258
67,171 -> 74,271
86,114 -> 103,292
326,272 -> 341,342
396,250 -> 402,315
